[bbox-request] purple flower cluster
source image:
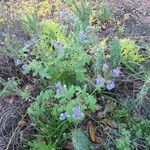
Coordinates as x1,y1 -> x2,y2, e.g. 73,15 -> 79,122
59,105 -> 84,121
96,63 -> 121,90
55,81 -> 67,95
96,76 -> 115,90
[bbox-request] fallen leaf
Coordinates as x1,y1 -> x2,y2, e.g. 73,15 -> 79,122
87,121 -> 101,144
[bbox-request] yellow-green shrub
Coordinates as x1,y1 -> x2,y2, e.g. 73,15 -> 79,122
120,39 -> 145,62
40,20 -> 70,49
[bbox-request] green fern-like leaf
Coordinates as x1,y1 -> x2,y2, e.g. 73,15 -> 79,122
110,38 -> 121,68
72,129 -> 92,150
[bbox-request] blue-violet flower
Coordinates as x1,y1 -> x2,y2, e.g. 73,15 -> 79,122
14,59 -> 21,66
79,31 -> 87,41
72,105 -> 84,119
102,63 -> 109,71
112,67 -> 121,77
106,80 -> 115,90
60,112 -> 68,121
96,76 -> 105,87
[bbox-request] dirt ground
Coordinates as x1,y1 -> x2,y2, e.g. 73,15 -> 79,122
107,0 -> 150,46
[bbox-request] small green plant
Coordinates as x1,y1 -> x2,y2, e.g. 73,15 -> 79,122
0,78 -> 19,98
98,2 -> 114,23
110,38 -> 121,68
62,0 -> 91,30
116,128 -> 132,150
28,114 -> 71,149
29,141 -> 56,150
0,34 -> 22,58
117,23 -> 125,36
94,48 -> 104,74
21,11 -> 41,37
134,74 -> 150,119
72,129 -> 92,150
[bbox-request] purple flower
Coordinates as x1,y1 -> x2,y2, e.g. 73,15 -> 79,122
72,112 -> 84,119
106,80 -> 115,90
72,105 -> 84,119
22,64 -> 28,70
96,76 -> 105,87
72,105 -> 80,113
79,31 -> 87,41
102,63 -> 109,71
55,85 -> 67,95
59,11 -> 69,21
52,41 -> 63,49
56,88 -> 62,95
112,67 -> 121,77
60,112 -> 68,120
52,41 -> 64,57
14,59 -> 21,66
55,81 -> 62,87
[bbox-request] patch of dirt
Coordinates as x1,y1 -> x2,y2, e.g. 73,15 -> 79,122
107,0 -> 150,47
0,55 -> 16,80
0,96 -> 35,150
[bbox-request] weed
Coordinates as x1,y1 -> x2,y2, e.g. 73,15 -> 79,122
98,2 -> 114,23
110,38 -> 122,68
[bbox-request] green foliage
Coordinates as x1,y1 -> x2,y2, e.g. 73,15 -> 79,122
21,12 -> 41,37
28,85 -> 96,121
0,34 -> 22,58
62,0 -> 91,30
41,20 -> 69,48
98,2 -> 114,23
2,1 -> 150,150
28,114 -> 70,149
19,86 -> 31,101
29,141 -> 55,150
110,38 -> 121,68
0,78 -> 19,98
27,40 -> 90,83
116,128 -> 132,150
134,74 -> 150,119
52,85 -> 97,118
72,129 -> 92,150
117,23 -> 125,36
28,89 -> 54,117
94,48 -> 104,74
